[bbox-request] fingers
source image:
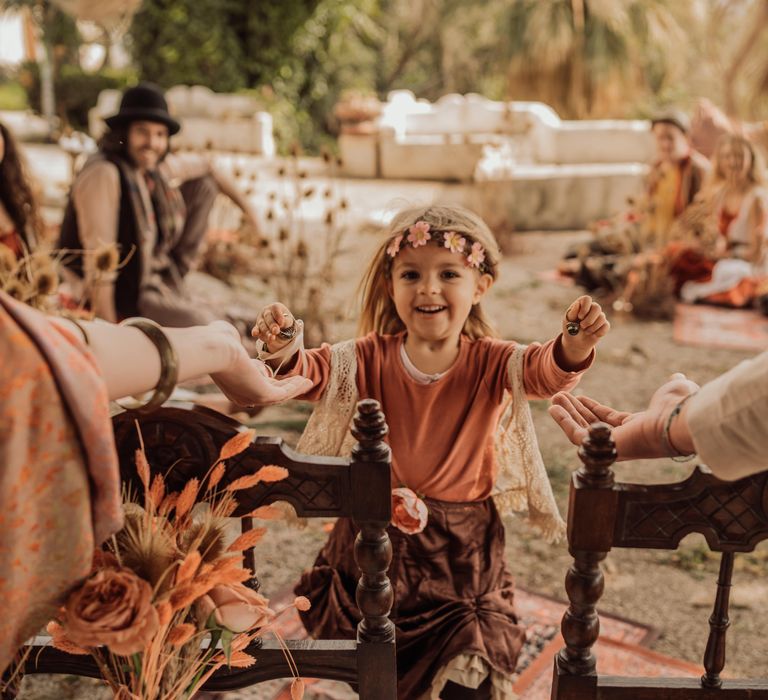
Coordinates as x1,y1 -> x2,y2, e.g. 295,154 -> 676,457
567,295 -> 609,332
251,303 -> 294,343
551,392 -> 593,428
576,395 -> 632,426
565,295 -> 591,323
547,404 -> 588,447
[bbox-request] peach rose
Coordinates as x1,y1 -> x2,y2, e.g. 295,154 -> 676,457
64,568 -> 159,655
197,583 -> 274,634
391,487 -> 428,534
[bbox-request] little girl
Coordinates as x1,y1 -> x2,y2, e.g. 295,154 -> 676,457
253,205 -> 609,700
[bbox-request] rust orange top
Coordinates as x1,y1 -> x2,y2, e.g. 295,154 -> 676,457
293,332 -> 590,502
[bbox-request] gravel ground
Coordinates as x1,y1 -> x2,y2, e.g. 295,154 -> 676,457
17,199 -> 768,697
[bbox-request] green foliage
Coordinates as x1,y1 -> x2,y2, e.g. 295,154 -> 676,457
0,80 -> 29,111
227,1 -> 323,87
128,0 -> 247,91
20,62 -> 134,130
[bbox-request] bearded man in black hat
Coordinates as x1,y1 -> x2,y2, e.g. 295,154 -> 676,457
58,82 -> 260,326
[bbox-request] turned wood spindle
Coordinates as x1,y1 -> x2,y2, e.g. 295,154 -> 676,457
701,551 -> 735,688
557,422 -> 616,678
576,421 -> 616,489
351,399 -> 395,645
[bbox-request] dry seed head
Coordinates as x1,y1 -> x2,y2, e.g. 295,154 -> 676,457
0,244 -> 17,273
167,622 -> 196,646
34,269 -> 58,296
207,462 -> 226,491
94,244 -> 120,273
175,478 -> 200,519
229,651 -> 257,668
3,280 -> 26,301
156,601 -> 173,626
227,527 -> 267,552
149,474 -> 165,509
176,549 -> 202,584
218,428 -> 255,460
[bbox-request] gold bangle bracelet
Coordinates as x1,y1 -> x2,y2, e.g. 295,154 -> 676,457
115,317 -> 179,413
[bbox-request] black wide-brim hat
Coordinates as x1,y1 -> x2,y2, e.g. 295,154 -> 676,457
104,82 -> 181,135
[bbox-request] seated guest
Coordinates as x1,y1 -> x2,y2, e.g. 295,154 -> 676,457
668,134 -> 768,306
561,108 -> 709,294
644,109 -> 711,247
0,120 -> 44,256
0,289 -> 311,675
58,83 -> 260,325
548,350 -> 768,480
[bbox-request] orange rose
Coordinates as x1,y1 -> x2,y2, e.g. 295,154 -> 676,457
197,583 -> 274,634
391,487 -> 428,534
64,568 -> 159,655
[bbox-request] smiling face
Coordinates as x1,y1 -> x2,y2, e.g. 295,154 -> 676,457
718,139 -> 752,183
126,120 -> 169,172
387,244 -> 492,346
652,122 -> 690,163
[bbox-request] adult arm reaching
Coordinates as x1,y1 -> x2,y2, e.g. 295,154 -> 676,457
549,351 -> 768,481
51,317 -> 312,406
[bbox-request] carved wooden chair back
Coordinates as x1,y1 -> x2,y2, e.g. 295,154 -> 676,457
552,422 -> 768,700
21,400 -> 397,699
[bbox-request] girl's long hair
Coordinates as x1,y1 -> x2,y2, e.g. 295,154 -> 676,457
708,133 -> 766,189
0,121 -> 43,247
358,204 -> 501,340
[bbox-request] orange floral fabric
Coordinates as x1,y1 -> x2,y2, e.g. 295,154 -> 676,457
0,292 -> 122,673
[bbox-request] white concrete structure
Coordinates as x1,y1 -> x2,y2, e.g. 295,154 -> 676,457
89,85 -> 275,157
338,90 -> 654,229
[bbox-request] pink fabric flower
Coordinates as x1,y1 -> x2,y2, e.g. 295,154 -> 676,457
466,241 -> 486,269
406,221 -> 431,247
443,231 -> 466,254
391,487 -> 428,534
386,235 -> 403,258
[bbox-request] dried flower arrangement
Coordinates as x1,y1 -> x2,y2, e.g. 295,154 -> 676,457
45,428 -> 308,700
0,239 -> 129,319
0,244 -> 61,311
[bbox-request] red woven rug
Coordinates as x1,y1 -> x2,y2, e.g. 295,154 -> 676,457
259,587 -> 703,700
673,302 -> 768,351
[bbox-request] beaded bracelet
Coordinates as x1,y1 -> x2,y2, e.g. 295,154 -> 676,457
662,393 -> 697,462
114,317 -> 179,413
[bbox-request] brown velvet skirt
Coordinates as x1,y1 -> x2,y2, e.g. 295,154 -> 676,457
294,497 -> 525,699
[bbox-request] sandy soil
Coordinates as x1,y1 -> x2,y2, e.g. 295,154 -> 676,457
16,173 -> 768,697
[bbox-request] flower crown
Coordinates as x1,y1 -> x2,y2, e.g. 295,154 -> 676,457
385,221 -> 491,273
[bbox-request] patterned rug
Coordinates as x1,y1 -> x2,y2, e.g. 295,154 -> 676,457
673,302 -> 768,352
250,587 -> 704,700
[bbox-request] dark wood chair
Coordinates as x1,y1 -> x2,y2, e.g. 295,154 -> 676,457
20,399 -> 397,699
552,422 -> 768,700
